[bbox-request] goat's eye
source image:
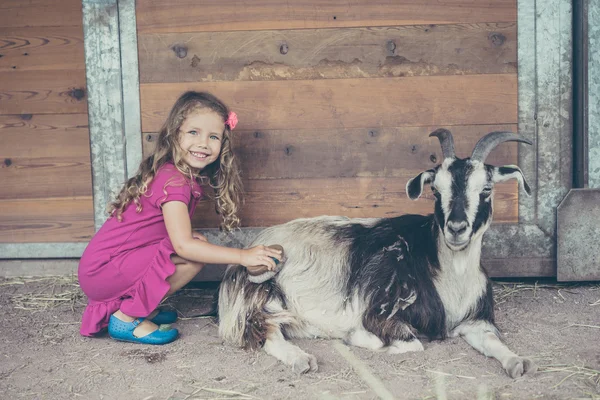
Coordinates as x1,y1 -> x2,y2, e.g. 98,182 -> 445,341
481,187 -> 493,197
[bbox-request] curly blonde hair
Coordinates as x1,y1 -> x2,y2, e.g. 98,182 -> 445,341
108,91 -> 244,231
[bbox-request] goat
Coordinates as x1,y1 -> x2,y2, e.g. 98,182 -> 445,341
218,129 -> 537,378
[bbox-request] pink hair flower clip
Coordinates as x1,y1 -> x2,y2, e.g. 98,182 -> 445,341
226,111 -> 238,130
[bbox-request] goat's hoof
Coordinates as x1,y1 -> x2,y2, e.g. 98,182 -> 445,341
505,356 -> 537,378
292,353 -> 318,374
387,339 -> 424,354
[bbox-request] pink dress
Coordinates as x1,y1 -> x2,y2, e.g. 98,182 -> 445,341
78,163 -> 203,336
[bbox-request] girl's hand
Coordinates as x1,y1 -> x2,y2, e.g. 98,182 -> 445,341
240,245 -> 282,271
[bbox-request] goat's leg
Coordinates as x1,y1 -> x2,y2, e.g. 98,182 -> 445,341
347,327 -> 423,355
455,321 -> 537,378
263,328 -> 318,374
345,328 -> 385,350
387,339 -> 424,354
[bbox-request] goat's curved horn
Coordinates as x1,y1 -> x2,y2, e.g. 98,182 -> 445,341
429,128 -> 455,159
471,131 -> 533,162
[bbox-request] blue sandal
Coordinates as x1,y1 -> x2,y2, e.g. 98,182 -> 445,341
108,315 -> 179,345
150,310 -> 178,325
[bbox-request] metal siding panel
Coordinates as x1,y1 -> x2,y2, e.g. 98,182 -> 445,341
589,0 -> 600,188
82,0 -> 127,230
118,0 -> 143,179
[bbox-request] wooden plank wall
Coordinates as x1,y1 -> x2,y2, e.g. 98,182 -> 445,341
0,0 -> 94,243
137,0 -> 519,229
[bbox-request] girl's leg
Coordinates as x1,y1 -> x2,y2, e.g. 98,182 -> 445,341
111,255 -> 204,337
165,255 -> 205,296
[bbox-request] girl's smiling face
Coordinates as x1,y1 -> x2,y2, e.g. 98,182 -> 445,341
177,109 -> 225,172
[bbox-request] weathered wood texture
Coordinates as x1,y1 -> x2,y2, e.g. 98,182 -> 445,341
0,27 -> 85,72
138,23 -> 516,83
0,2 -> 93,244
137,0 -> 519,233
0,70 -> 87,114
0,0 -> 83,29
191,179 -> 518,228
143,124 -> 519,227
0,114 -> 91,200
144,125 -> 518,179
140,74 -> 517,132
0,197 -> 94,243
136,0 -> 517,33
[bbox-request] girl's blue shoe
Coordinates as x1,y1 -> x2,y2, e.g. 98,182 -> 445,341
108,315 -> 178,345
150,310 -> 178,325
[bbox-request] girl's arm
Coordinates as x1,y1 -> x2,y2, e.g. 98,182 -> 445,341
162,201 -> 281,269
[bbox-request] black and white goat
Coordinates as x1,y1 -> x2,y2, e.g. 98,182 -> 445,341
218,129 -> 537,378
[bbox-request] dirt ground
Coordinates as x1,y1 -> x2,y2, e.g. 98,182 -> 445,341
0,276 -> 599,400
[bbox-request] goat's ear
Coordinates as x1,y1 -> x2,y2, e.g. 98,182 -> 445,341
493,165 -> 531,196
406,170 -> 435,200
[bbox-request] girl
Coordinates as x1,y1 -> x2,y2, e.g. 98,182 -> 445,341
78,91 -> 281,345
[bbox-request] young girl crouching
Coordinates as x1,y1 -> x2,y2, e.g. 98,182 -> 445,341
78,91 -> 281,345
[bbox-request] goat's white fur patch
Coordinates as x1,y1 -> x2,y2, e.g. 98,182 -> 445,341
435,234 -> 487,330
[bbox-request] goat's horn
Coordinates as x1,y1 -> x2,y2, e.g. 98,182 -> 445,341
429,128 -> 455,159
471,131 -> 533,162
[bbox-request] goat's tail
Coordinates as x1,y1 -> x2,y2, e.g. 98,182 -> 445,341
218,266 -> 292,350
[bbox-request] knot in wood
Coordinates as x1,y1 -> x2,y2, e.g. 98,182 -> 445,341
4,158 -> 12,167
430,154 -> 438,163
70,88 -> 86,100
172,45 -> 188,59
280,43 -> 289,55
386,40 -> 396,55
488,32 -> 506,47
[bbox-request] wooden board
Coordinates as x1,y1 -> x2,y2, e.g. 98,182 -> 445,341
0,0 -> 83,29
144,124 -> 519,179
0,114 -> 89,156
0,70 -> 87,115
140,74 -> 517,132
138,23 -> 516,83
192,178 -> 519,228
136,0 -> 517,34
0,26 -> 85,72
0,197 -> 94,243
0,113 -> 92,200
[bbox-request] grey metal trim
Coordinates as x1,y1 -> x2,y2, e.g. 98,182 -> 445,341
118,0 -> 143,179
557,189 -> 600,281
0,229 -> 258,260
516,0 -> 537,225
589,0 -> 600,188
0,243 -> 87,259
83,0 -> 128,230
482,0 -> 572,266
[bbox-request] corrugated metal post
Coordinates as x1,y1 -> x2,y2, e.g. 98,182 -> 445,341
557,0 -> 600,281
118,0 -> 143,179
82,0 -> 142,231
83,0 -> 127,230
589,0 -> 600,187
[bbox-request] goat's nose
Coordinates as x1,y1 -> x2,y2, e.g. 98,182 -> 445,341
447,220 -> 468,236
